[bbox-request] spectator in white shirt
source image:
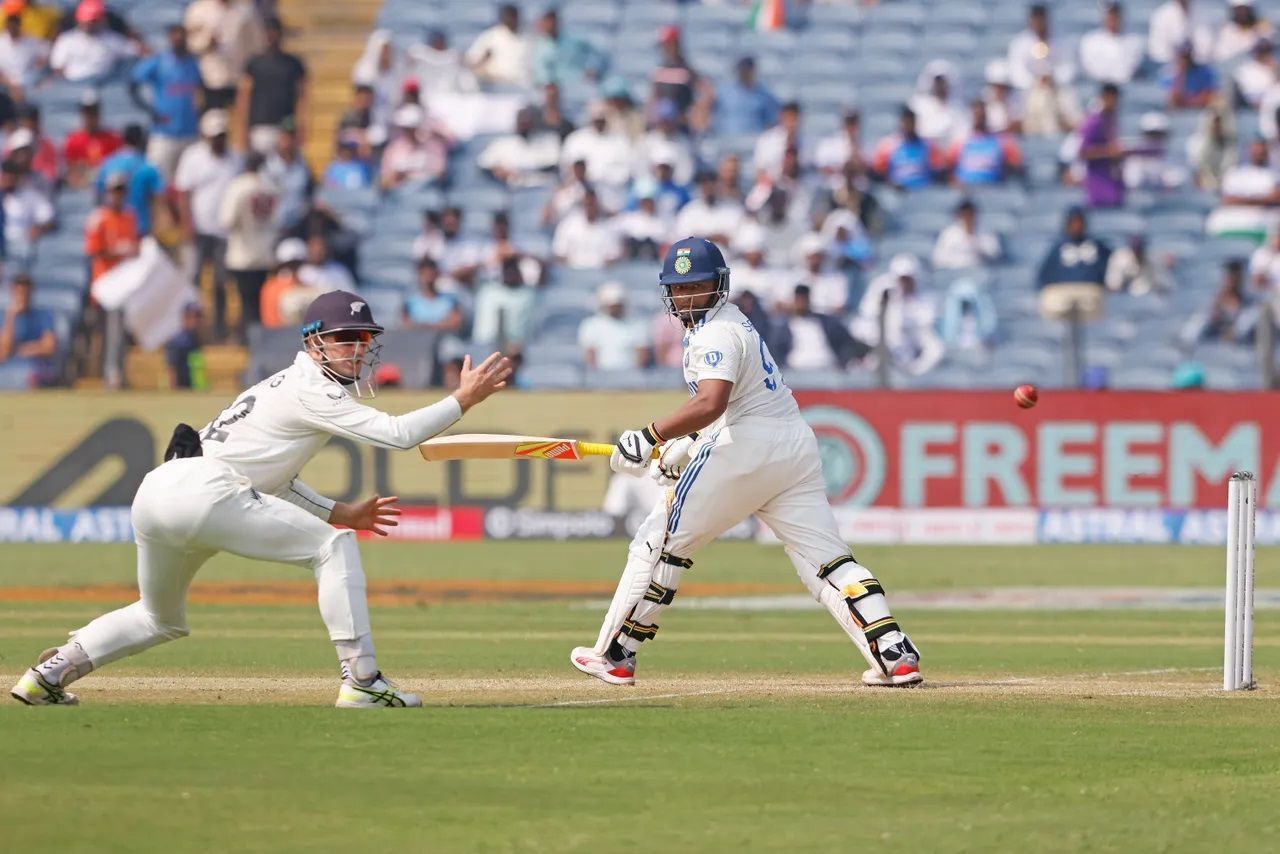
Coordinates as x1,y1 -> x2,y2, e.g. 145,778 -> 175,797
854,253 -> 945,376
909,61 -> 967,143
1248,226 -> 1280,294
541,157 -> 590,227
379,103 -> 452,191
637,98 -> 695,185
1124,111 -> 1188,190
185,0 -> 267,111
815,108 -> 868,181
786,233 -> 851,316
1235,38 -> 1279,108
674,171 -> 745,249
0,158 -> 53,266
616,181 -> 670,261
560,101 -> 633,189
0,10 -> 45,98
218,151 -> 280,336
175,110 -> 242,338
983,61 -> 1024,135
932,199 -> 1001,270
579,281 -> 650,370
1106,234 -> 1174,294
772,284 -> 865,371
1149,0 -> 1214,66
1188,102 -> 1238,190
1216,0 -> 1273,63
1007,4 -> 1074,90
49,0 -> 140,84
466,3 -> 531,88
552,188 -> 622,269
413,206 -> 483,285
1080,2 -> 1145,85
752,100 -> 805,178
478,106 -> 560,188
1024,64 -> 1083,136
1206,137 -> 1280,241
407,29 -> 478,96
299,235 -> 356,291
731,223 -> 778,299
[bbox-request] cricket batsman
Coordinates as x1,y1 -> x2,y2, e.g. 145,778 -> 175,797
571,238 -> 923,687
11,291 -> 510,708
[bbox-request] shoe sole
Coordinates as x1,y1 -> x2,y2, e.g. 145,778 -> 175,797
861,672 -> 925,688
569,652 -> 635,686
334,700 -> 418,709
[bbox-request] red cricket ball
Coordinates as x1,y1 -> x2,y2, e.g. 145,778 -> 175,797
1014,384 -> 1039,409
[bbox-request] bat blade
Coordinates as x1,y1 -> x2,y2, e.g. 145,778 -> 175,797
419,433 -> 604,462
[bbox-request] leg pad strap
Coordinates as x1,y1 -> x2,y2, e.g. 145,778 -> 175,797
644,581 -> 676,605
817,554 -> 857,580
619,619 -> 659,642
660,551 -> 693,569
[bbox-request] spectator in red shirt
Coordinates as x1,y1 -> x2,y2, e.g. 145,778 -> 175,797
63,90 -> 121,188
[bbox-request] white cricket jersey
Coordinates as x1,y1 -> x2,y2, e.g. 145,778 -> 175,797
199,351 -> 462,503
681,303 -> 801,432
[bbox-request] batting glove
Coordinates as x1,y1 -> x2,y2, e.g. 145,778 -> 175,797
611,424 -> 661,476
650,433 -> 698,486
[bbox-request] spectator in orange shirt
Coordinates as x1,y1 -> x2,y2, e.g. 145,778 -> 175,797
63,90 -> 121,188
947,100 -> 1025,186
259,237 -> 321,328
85,171 -> 139,282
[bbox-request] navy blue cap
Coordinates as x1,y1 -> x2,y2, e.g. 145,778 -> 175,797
301,290 -> 384,338
659,236 -> 728,286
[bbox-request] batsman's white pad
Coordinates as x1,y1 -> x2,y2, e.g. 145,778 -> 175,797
593,491 -> 672,654
784,547 -> 886,676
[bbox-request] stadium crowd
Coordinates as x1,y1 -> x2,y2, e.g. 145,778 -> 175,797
2,0 -> 1280,391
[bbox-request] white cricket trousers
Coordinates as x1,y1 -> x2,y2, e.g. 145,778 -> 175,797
664,418 -> 850,597
69,457 -> 372,668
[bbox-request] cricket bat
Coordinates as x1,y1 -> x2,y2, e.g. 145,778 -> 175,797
418,433 -> 624,462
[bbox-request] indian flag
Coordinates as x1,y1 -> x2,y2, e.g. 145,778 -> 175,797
746,0 -> 786,31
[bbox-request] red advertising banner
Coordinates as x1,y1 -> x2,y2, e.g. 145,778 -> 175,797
795,392 -> 1280,509
354,507 -> 485,541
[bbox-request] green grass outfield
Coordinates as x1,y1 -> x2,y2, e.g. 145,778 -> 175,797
0,542 -> 1276,853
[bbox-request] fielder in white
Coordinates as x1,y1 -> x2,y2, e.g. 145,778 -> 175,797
571,237 -> 923,687
11,290 -> 510,708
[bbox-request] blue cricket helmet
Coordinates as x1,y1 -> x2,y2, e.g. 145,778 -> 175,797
659,236 -> 730,320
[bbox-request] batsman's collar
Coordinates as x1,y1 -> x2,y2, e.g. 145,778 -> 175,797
301,290 -> 384,337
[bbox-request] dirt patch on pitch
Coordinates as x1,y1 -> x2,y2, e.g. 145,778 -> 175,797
7,671 -> 1268,707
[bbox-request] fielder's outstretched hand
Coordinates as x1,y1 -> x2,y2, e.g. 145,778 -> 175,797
332,495 -> 402,536
453,352 -> 512,413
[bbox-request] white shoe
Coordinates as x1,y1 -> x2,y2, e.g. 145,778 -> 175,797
334,672 -> 421,708
569,646 -> 636,686
860,637 -> 924,687
10,669 -> 79,706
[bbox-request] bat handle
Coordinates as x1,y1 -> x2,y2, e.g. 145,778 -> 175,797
578,441 -> 661,460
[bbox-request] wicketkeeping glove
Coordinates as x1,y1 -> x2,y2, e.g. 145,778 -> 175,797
650,433 -> 698,486
611,424 -> 661,476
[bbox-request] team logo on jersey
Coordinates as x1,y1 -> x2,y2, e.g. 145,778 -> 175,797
673,256 -> 693,275
350,301 -> 366,315
703,350 -> 723,367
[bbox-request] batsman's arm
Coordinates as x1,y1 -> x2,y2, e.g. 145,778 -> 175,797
651,379 -> 732,440
298,353 -> 511,451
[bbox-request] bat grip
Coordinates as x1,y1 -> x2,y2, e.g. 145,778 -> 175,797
579,441 -> 661,459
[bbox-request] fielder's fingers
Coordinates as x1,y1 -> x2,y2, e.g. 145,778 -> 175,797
486,357 -> 512,380
461,354 -> 473,374
476,351 -> 503,374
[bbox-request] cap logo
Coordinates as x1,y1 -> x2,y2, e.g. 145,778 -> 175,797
673,256 -> 693,275
676,247 -> 692,256
350,301 -> 366,316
